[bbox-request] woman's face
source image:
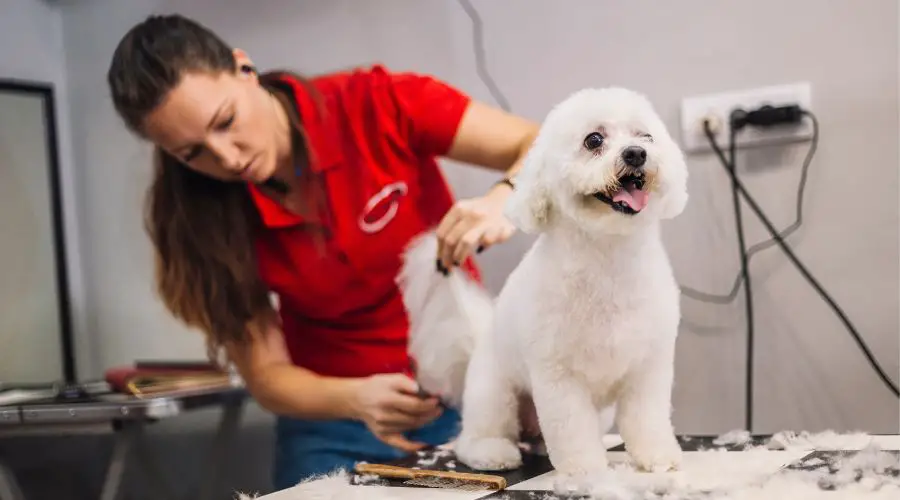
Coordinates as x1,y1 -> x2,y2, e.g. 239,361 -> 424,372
141,57 -> 287,184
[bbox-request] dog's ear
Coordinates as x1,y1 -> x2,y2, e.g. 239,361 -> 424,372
504,140 -> 553,233
657,142 -> 690,219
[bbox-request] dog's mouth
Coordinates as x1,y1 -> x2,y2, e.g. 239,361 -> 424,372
591,171 -> 649,215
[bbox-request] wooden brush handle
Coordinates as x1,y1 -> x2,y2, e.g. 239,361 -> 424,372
354,463 -> 507,489
354,463 -> 416,479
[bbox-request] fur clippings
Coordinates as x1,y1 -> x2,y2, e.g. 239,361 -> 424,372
250,470 -> 391,500
545,430 -> 900,499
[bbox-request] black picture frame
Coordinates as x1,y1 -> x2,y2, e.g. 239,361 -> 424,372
0,79 -> 77,383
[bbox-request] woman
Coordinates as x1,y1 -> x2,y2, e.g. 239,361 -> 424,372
106,14 -> 538,490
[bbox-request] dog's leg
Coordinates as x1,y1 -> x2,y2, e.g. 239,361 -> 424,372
615,345 -> 682,472
531,372 -> 609,479
454,338 -> 522,471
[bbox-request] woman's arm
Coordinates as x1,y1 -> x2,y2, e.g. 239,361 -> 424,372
445,99 -> 538,181
223,319 -> 442,451
224,320 -> 359,420
436,100 -> 540,268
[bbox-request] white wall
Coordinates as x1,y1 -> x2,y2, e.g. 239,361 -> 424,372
0,0 -> 92,380
6,0 -> 895,434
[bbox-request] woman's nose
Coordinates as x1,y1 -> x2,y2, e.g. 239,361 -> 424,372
206,139 -> 243,173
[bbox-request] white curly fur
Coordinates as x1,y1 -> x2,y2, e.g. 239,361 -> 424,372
451,87 -> 689,481
396,231 -> 494,409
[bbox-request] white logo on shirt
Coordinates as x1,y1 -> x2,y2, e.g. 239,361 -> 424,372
358,181 -> 409,234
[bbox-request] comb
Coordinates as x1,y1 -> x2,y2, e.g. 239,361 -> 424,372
354,463 -> 507,491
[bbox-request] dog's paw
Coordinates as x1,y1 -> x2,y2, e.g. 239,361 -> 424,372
627,435 -> 683,473
552,468 -> 624,499
455,437 -> 523,471
549,448 -> 610,479
552,473 -> 594,498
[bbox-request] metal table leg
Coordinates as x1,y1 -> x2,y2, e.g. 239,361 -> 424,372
99,422 -> 140,500
0,459 -> 26,500
99,399 -> 245,500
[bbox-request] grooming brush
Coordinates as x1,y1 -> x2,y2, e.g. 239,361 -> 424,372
354,463 -> 507,491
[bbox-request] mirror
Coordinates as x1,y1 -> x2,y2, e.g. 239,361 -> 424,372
0,80 -> 75,385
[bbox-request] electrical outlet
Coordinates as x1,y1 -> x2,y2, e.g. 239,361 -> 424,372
679,82 -> 814,154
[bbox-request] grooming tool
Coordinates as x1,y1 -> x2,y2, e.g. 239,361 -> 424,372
354,463 -> 507,491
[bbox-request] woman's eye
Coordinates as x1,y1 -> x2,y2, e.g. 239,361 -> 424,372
216,114 -> 235,131
583,132 -> 604,150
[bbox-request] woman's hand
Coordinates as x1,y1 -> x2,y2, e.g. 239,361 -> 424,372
350,373 -> 444,452
435,184 -> 516,273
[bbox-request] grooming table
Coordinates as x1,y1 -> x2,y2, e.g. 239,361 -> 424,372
0,385 -> 247,500
262,433 -> 900,499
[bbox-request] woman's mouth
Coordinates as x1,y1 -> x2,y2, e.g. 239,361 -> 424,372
238,157 -> 257,180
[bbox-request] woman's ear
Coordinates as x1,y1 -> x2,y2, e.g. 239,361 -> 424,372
232,48 -> 257,79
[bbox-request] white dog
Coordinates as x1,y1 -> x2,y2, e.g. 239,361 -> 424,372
400,87 -> 689,483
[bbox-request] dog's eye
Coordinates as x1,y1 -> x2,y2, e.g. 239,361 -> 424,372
640,133 -> 654,142
583,132 -> 604,150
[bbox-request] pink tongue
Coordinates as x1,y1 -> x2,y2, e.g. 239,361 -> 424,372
612,183 -> 649,211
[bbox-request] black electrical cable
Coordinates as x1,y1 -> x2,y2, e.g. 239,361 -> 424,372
720,114 -> 755,431
680,115 -> 819,304
701,117 -> 900,399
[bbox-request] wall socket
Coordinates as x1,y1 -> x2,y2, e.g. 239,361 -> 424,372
679,82 -> 814,154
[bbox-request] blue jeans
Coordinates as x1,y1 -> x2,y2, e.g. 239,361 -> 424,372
272,407 -> 461,491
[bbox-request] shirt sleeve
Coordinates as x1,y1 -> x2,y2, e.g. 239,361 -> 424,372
367,65 -> 472,158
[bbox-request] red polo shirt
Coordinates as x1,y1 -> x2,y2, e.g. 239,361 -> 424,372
248,65 -> 482,379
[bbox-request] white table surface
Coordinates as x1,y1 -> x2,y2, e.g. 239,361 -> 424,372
259,433 -> 900,500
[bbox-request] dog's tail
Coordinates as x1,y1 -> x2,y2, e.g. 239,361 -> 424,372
396,231 -> 494,409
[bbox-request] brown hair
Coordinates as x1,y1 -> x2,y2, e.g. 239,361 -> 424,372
107,14 -> 311,354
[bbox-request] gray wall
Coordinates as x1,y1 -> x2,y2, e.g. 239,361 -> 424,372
0,0 -> 898,497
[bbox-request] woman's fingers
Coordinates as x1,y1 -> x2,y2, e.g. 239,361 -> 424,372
378,432 -> 428,453
450,224 -> 487,266
389,392 -> 441,416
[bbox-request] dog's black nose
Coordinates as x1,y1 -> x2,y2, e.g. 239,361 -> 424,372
622,146 -> 647,167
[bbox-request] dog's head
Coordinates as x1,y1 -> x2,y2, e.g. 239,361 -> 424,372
505,87 -> 688,235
